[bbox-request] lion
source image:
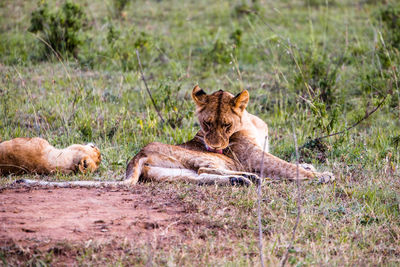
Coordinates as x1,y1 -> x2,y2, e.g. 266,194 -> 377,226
0,137 -> 101,176
14,86 -> 333,187
124,85 -> 334,186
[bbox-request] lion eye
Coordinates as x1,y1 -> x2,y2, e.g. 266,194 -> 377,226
224,123 -> 232,131
203,121 -> 211,130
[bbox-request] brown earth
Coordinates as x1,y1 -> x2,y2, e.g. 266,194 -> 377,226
0,183 -> 247,265
0,185 -> 192,248
0,184 -> 203,265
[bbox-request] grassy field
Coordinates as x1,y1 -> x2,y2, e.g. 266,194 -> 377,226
1,0 -> 399,265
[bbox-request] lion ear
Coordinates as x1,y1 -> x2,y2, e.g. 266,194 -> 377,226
232,90 -> 249,112
192,85 -> 207,105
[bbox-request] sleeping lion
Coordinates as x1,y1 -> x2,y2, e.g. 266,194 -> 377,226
0,137 -> 101,175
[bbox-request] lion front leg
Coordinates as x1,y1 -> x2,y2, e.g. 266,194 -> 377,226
228,132 -> 335,182
251,149 -> 334,182
141,166 -> 252,186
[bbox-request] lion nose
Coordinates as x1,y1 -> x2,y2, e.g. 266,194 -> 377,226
206,141 -> 221,149
205,136 -> 225,149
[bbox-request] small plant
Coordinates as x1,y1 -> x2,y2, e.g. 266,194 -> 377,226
291,49 -> 343,143
233,0 -> 260,17
78,119 -> 93,141
107,23 -> 121,45
203,38 -> 239,69
294,51 -> 339,107
107,29 -> 152,71
152,83 -> 192,128
133,32 -> 151,49
0,87 -> 11,128
208,40 -> 232,65
111,0 -> 131,18
375,3 -> 400,49
360,69 -> 387,96
309,100 -> 340,136
230,29 -> 243,48
29,1 -> 88,59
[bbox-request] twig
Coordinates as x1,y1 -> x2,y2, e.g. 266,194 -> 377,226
257,134 -> 268,267
300,95 -> 387,149
281,124 -> 302,267
135,49 -> 166,125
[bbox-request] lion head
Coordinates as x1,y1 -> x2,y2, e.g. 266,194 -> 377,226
191,85 -> 249,153
69,143 -> 102,173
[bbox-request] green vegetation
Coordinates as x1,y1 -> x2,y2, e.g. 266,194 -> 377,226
28,1 -> 88,59
0,0 -> 399,265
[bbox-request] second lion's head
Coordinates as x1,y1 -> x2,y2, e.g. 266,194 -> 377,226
191,85 -> 249,151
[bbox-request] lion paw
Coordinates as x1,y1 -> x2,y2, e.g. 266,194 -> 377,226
240,173 -> 261,185
15,179 -> 28,184
229,176 -> 252,186
317,172 -> 335,183
299,163 -> 316,172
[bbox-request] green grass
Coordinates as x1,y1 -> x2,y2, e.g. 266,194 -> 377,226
1,0 -> 400,265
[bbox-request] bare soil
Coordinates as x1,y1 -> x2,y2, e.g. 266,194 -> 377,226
0,183 -> 251,265
0,185 -> 191,252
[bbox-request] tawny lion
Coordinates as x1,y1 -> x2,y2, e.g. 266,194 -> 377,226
124,86 -> 334,186
12,86 -> 333,187
0,137 -> 101,176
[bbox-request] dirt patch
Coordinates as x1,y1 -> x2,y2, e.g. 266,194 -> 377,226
0,184 -> 247,265
0,185 -> 189,251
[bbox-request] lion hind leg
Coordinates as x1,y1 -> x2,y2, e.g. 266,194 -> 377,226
125,156 -> 148,185
144,166 -> 252,186
197,167 -> 260,185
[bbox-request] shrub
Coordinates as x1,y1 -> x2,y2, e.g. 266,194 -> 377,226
291,49 -> 343,139
205,39 -> 233,66
293,51 -> 339,107
375,3 -> 400,49
29,1 -> 88,59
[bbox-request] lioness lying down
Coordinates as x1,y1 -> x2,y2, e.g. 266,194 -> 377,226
0,137 -> 101,175
13,86 -> 333,187
124,86 -> 334,186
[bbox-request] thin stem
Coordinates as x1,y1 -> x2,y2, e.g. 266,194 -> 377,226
281,124 -> 302,267
257,134 -> 268,267
136,49 -> 166,125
